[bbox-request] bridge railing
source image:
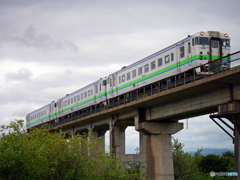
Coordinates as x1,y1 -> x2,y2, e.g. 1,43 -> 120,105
45,51 -> 240,129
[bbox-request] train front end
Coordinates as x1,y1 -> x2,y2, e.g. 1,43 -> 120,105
193,31 -> 231,73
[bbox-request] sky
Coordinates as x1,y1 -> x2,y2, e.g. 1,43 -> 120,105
1,0 -> 240,153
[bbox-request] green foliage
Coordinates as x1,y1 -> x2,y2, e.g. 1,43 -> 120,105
222,151 -> 234,158
172,137 -> 234,180
0,120 -> 146,180
172,137 -> 203,180
199,154 -> 232,173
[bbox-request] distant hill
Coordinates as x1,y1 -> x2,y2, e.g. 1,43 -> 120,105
187,148 -> 234,156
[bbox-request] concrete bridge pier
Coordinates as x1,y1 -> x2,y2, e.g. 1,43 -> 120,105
135,115 -> 183,180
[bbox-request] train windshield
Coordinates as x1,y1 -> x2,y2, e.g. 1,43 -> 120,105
199,37 -> 209,45
211,39 -> 230,48
195,37 -> 209,45
222,39 -> 230,47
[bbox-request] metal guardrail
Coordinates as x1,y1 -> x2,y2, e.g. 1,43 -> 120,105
46,51 -> 240,128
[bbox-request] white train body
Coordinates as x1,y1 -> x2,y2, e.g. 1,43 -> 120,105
26,31 -> 231,129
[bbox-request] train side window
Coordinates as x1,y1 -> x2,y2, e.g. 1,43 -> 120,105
81,93 -> 83,100
151,61 -> 155,70
180,46 -> 185,58
192,38 -> 194,46
88,90 -> 90,97
132,69 -> 136,78
84,92 -> 87,98
122,74 -> 125,82
100,83 -> 101,91
119,76 -> 121,84
74,96 -> 76,103
145,64 -> 149,73
195,37 -> 198,45
71,98 -> 73,104
96,84 -> 98,93
222,39 -> 230,47
65,100 -> 67,106
113,77 -> 116,86
165,55 -> 170,64
110,78 -> 112,87
103,80 -> 107,86
78,95 -> 80,101
127,72 -> 131,80
158,58 -> 162,67
171,53 -> 174,61
138,67 -> 142,76
91,89 -> 93,95
188,43 -> 191,53
68,99 -> 70,105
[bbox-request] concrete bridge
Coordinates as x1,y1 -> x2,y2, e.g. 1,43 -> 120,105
47,51 -> 240,180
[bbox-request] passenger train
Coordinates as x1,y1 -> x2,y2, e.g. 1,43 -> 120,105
26,31 -> 231,130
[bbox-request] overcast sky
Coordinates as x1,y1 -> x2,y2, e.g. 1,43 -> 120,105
1,0 -> 240,153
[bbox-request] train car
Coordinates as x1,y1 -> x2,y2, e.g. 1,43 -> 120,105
105,31 -> 231,102
26,31 -> 231,130
26,102 -> 52,129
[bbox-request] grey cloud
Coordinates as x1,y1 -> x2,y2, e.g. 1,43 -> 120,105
0,65 -> 114,106
5,68 -> 33,82
0,24 -> 80,53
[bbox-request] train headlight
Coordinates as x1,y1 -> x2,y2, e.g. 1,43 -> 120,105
200,31 -> 204,36
224,33 -> 228,37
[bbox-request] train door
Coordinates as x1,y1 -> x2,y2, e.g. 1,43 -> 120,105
99,78 -> 107,102
209,37 -> 223,72
106,77 -> 113,98
177,43 -> 185,73
52,102 -> 57,120
114,74 -> 118,95
94,83 -> 98,104
101,78 -> 107,106
209,37 -> 222,61
110,75 -> 115,96
57,99 -> 62,118
113,74 -> 117,95
188,42 -> 192,66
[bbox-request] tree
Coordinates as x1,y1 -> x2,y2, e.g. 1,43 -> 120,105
0,120 -> 146,180
172,137 -> 203,180
199,154 -> 232,173
222,151 -> 234,158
